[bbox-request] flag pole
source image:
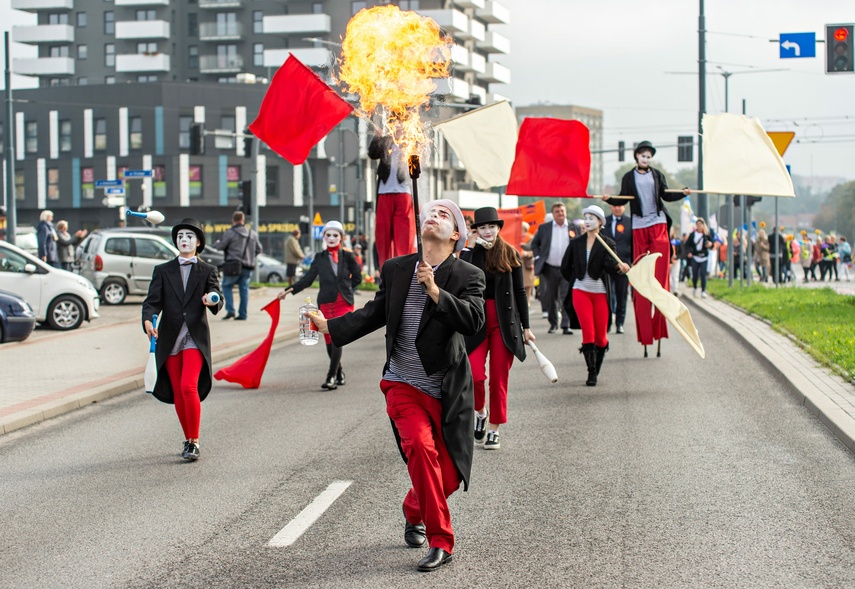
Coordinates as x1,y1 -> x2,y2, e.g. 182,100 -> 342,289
409,155 -> 423,262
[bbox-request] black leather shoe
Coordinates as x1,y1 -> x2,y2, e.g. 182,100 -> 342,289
404,522 -> 426,548
183,442 -> 200,461
417,547 -> 452,572
562,328 -> 574,335
547,326 -> 557,334
222,313 -> 235,320
321,373 -> 337,390
335,367 -> 346,386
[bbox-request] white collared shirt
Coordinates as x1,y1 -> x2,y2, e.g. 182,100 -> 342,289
546,221 -> 570,266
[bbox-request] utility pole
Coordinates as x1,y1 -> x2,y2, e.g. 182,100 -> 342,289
697,0 -> 708,223
4,33 -> 17,246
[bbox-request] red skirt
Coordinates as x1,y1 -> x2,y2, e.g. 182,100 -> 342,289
320,294 -> 354,345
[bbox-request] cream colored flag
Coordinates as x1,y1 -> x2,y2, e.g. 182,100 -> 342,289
702,113 -> 795,198
434,101 -> 517,189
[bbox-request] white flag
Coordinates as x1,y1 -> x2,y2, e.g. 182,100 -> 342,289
434,101 -> 517,190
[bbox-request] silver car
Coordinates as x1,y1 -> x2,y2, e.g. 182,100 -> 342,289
78,230 -> 178,305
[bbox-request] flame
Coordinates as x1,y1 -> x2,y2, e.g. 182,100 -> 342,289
339,5 -> 452,158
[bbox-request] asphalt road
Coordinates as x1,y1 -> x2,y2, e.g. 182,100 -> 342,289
2,304 -> 855,588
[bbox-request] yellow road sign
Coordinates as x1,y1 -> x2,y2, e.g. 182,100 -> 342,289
766,131 -> 795,156
312,212 -> 323,226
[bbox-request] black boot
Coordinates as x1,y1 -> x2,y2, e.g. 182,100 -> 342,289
579,343 -> 597,386
321,372 -> 338,390
335,366 -> 346,386
595,344 -> 608,375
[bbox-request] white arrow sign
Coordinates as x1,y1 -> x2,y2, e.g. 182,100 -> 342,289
781,40 -> 801,56
102,195 -> 126,208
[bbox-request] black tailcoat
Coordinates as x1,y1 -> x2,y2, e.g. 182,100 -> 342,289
141,259 -> 224,404
290,249 -> 362,305
559,234 -> 620,330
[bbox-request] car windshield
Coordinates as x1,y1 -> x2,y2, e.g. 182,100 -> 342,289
0,243 -> 44,273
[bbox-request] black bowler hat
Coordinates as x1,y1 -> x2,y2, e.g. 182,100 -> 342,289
171,218 -> 206,253
470,206 -> 504,230
634,140 -> 656,157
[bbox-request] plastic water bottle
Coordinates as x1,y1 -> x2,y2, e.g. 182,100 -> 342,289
299,297 -> 320,346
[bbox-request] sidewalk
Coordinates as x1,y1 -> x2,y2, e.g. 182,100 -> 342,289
684,294 -> 855,452
0,286 -> 317,435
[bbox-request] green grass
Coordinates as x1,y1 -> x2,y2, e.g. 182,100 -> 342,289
705,279 -> 855,380
250,280 -> 379,292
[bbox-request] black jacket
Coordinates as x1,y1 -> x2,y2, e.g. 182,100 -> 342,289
141,259 -> 224,405
685,231 -> 714,259
329,253 -> 485,491
460,245 -> 528,362
609,167 -> 681,257
290,249 -> 362,305
602,214 -> 633,264
368,135 -> 408,188
559,235 -> 620,330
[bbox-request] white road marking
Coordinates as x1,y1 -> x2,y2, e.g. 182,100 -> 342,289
267,480 -> 353,547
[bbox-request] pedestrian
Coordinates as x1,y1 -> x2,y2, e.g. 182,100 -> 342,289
604,141 -> 689,356
368,131 -> 415,267
838,236 -> 851,281
54,220 -> 87,272
308,199 -> 485,572
36,209 -> 59,268
278,220 -> 362,390
811,236 -> 822,281
820,235 -> 835,282
141,218 -> 224,460
284,228 -> 305,288
212,211 -> 262,320
601,202 -> 632,333
686,218 -> 714,297
755,228 -> 771,283
560,205 -> 629,386
463,214 -> 477,250
769,226 -> 788,283
669,227 -> 682,295
530,202 -> 573,335
460,207 -> 534,451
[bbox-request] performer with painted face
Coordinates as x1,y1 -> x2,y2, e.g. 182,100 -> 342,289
460,207 -> 534,450
561,206 -> 630,386
279,221 -> 362,390
142,218 -> 224,460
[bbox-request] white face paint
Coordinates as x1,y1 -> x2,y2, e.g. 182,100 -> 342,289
636,150 -> 652,169
176,229 -> 198,254
324,231 -> 342,248
476,223 -> 500,243
583,214 -> 601,232
423,205 -> 457,243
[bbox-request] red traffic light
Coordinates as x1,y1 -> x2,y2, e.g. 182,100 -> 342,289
834,27 -> 849,42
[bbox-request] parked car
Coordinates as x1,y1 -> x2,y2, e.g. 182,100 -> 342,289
0,240 -> 100,331
91,226 -> 225,270
0,289 -> 37,343
6,225 -> 39,256
78,230 -> 178,305
256,254 -> 290,283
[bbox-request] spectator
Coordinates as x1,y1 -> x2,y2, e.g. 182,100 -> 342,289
530,202 -> 573,335
755,229 -> 771,283
36,209 -> 59,268
686,218 -> 713,298
55,220 -> 88,272
838,236 -> 851,282
212,211 -> 262,321
602,202 -> 632,333
284,228 -> 305,287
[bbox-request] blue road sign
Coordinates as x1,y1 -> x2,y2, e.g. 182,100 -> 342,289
123,169 -> 153,178
105,187 -> 125,195
95,179 -> 123,188
312,225 -> 324,240
779,32 -> 816,58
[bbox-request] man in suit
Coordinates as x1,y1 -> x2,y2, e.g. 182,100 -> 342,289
530,202 -> 573,334
310,199 -> 485,573
602,203 -> 633,333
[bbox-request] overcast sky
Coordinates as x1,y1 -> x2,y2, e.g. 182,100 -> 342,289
2,0 -> 853,184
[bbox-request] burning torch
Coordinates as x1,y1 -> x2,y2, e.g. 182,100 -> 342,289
408,154 -> 423,260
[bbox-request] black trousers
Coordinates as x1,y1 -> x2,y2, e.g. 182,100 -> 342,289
610,273 -> 629,327
542,264 -> 569,330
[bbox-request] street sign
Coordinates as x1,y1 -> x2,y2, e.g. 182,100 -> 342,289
123,169 -> 153,178
95,179 -> 123,188
104,187 -> 125,196
767,131 -> 795,156
102,195 -> 126,208
779,32 -> 816,58
312,226 -> 324,240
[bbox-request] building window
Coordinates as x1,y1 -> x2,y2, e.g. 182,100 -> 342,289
105,75 -> 115,84
15,170 -> 25,201
253,11 -> 263,34
105,43 -> 115,67
227,166 -> 241,199
266,165 -> 278,198
253,43 -> 264,67
78,77 -> 88,86
81,167 -> 94,201
104,11 -> 114,35
48,168 -> 60,201
76,12 -> 87,27
49,78 -> 70,87
188,13 -> 198,37
216,12 -> 238,36
189,165 -> 203,199
137,75 -> 157,82
400,0 -> 420,9
352,2 -> 366,15
78,44 -> 87,60
49,46 -> 70,57
94,118 -> 107,152
179,116 -> 193,149
136,9 -> 156,21
60,120 -> 72,152
130,116 -> 142,150
153,165 -> 167,198
25,121 -> 37,154
48,13 -> 69,25
188,45 -> 198,69
137,42 -> 157,54
312,3 -> 324,14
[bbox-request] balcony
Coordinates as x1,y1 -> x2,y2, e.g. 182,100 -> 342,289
263,14 -> 331,36
476,0 -> 510,24
449,44 -> 471,71
199,0 -> 243,8
13,56 -> 74,76
199,54 -> 244,73
419,9 -> 468,37
115,52 -> 171,72
468,19 -> 486,42
431,77 -> 470,101
115,0 -> 170,6
264,48 -> 332,69
477,30 -> 510,54
12,24 -> 74,45
477,61 -> 510,84
199,22 -> 243,41
453,0 -> 486,8
470,51 -> 486,74
11,0 -> 72,11
469,84 -> 487,105
115,20 -> 171,40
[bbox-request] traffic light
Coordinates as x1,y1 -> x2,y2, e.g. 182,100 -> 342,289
677,136 -> 693,162
239,180 -> 252,214
243,136 -> 253,158
190,123 -> 205,155
618,141 -> 625,162
746,196 -> 762,208
826,24 -> 854,73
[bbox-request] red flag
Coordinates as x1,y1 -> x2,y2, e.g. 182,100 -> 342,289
249,55 -> 354,165
506,118 -> 591,197
214,299 -> 280,389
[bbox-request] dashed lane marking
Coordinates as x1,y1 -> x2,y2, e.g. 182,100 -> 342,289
267,480 -> 353,547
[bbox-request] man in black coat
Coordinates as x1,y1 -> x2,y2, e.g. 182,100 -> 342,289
602,203 -> 633,333
310,199 -> 485,573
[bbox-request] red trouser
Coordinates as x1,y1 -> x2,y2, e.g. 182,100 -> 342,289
631,223 -> 670,345
381,379 -> 460,554
165,348 -> 203,440
319,294 -> 354,345
572,289 -> 609,347
468,299 -> 514,425
375,192 -> 415,268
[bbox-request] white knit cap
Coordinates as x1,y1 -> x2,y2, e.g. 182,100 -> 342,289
420,199 -> 467,252
581,205 -> 606,225
322,220 -> 344,236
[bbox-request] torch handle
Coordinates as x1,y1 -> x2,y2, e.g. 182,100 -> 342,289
409,155 -> 423,262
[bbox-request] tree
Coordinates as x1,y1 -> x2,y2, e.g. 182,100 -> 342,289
813,180 -> 855,239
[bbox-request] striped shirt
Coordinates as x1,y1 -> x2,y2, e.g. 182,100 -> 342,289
633,169 -> 666,229
382,265 -> 445,399
573,249 -> 607,294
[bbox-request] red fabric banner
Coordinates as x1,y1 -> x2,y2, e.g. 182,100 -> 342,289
214,299 -> 280,389
506,118 -> 591,198
249,55 -> 354,165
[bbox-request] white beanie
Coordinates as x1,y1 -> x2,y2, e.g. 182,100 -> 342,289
420,199 -> 467,252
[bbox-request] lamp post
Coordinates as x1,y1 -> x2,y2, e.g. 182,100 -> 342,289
4,33 -> 17,246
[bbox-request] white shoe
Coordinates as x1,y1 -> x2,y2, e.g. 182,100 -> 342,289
541,311 -> 548,319
693,288 -> 698,298
701,291 -> 708,299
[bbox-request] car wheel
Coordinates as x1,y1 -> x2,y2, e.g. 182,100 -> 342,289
0,321 -> 5,344
101,279 -> 128,305
47,296 -> 85,331
267,272 -> 282,284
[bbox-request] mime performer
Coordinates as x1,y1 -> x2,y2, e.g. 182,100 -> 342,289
368,132 -> 416,267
